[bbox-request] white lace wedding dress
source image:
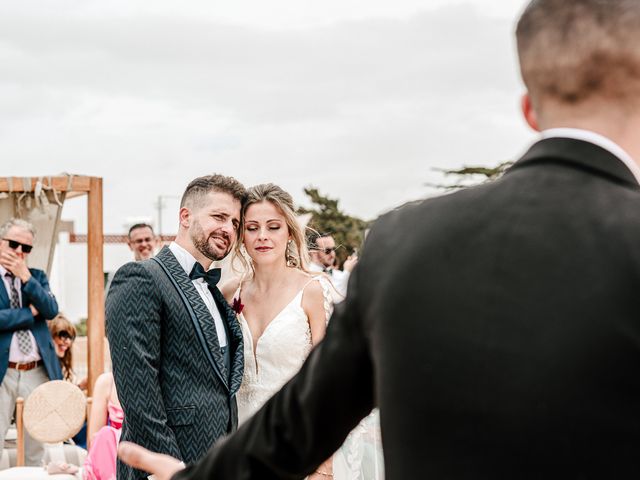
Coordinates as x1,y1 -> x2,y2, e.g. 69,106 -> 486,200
236,277 -> 331,424
235,276 -> 384,479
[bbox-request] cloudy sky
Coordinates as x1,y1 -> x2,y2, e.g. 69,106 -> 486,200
0,0 -> 534,234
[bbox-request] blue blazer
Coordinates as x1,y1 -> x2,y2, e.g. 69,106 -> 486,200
0,268 -> 62,383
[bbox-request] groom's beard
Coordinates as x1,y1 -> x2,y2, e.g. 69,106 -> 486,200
191,220 -> 233,261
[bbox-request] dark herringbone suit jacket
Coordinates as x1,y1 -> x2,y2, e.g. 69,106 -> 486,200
174,137 -> 640,479
106,247 -> 243,480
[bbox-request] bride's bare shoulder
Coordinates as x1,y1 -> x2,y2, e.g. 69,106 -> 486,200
220,275 -> 242,303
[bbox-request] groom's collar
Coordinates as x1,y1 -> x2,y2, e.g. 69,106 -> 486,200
540,128 -> 640,184
509,136 -> 640,188
169,242 -> 200,276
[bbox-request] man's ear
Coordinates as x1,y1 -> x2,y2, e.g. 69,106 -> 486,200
521,92 -> 540,132
179,207 -> 191,229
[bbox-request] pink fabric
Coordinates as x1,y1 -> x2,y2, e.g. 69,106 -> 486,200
83,401 -> 124,480
107,401 -> 124,429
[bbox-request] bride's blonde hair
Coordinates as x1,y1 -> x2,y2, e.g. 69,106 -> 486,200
234,183 -> 311,275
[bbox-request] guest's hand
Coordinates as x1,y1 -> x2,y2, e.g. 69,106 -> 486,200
0,250 -> 31,282
118,442 -> 185,480
343,254 -> 358,273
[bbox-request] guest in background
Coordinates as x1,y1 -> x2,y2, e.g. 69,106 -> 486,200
127,223 -> 158,261
308,232 -> 357,300
49,314 -> 88,448
83,371 -> 123,480
0,218 -> 62,466
49,314 -> 78,383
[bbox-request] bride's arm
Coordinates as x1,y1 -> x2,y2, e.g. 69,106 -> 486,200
302,281 -> 334,479
302,281 -> 328,346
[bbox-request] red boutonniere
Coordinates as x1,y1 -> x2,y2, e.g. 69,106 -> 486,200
232,297 -> 244,315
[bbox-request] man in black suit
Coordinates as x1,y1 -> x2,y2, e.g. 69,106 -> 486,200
119,1 -> 640,477
107,175 -> 246,479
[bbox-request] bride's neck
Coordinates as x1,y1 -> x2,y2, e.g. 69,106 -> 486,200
251,261 -> 290,291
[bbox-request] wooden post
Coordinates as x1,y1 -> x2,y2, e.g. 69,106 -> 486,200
86,397 -> 93,449
87,177 -> 105,396
16,397 -> 24,467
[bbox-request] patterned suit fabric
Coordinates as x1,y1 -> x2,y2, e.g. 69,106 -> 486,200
106,246 -> 243,480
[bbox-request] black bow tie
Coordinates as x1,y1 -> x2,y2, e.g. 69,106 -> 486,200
323,267 -> 333,275
189,262 -> 221,289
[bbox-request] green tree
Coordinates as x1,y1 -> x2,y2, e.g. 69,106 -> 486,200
76,317 -> 88,337
297,187 -> 370,268
429,161 -> 513,190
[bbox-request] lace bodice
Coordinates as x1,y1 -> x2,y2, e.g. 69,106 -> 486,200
236,276 -> 332,425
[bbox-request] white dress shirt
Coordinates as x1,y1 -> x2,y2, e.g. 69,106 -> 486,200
541,128 -> 640,185
0,264 -> 41,363
168,242 -> 227,348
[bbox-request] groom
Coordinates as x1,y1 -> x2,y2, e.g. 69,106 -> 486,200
107,174 -> 246,479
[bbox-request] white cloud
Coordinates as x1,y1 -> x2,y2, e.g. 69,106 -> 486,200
0,1 -> 534,233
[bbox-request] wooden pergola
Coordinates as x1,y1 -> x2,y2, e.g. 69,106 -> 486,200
0,175 -> 104,395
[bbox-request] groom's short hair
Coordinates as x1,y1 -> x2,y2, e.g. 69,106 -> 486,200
180,174 -> 246,210
516,0 -> 640,107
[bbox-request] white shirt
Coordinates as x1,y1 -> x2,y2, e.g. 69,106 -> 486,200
541,128 -> 640,185
168,242 -> 227,348
0,264 -> 41,363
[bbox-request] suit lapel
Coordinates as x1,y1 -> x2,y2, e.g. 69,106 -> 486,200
154,247 -> 230,391
0,279 -> 9,307
211,287 -> 244,396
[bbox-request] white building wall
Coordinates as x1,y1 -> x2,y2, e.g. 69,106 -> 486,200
49,233 -> 134,323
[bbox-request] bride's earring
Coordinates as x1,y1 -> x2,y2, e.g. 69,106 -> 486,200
286,240 -> 297,268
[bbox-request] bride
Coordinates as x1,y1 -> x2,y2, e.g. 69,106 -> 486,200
222,183 -> 333,479
223,183 -> 383,480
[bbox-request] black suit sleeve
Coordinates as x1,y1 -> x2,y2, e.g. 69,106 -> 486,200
174,265 -> 375,480
106,262 -> 183,462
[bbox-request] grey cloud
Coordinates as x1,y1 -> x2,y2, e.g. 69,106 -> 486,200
0,4 -> 520,123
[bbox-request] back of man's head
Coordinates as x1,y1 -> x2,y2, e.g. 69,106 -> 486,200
517,0 -> 640,113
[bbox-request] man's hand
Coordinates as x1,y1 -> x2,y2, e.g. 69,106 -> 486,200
118,442 -> 185,480
343,254 -> 358,273
30,305 -> 39,317
0,250 -> 31,283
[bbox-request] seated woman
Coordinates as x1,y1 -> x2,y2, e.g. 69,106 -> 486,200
49,314 -> 79,384
82,371 -> 123,480
49,315 -> 87,448
44,370 -> 122,479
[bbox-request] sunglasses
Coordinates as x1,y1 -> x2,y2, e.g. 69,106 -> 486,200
311,246 -> 335,254
3,238 -> 33,254
57,330 -> 75,341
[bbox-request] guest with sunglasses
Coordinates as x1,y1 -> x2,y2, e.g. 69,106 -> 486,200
308,232 -> 358,301
49,313 -> 87,389
0,218 -> 62,466
49,314 -> 77,380
49,313 -> 90,449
